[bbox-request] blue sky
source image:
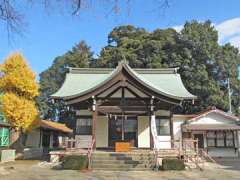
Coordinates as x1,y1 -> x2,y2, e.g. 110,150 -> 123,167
0,0 -> 240,77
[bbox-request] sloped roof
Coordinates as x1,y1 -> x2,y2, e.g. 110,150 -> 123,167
41,120 -> 73,134
51,61 -> 196,101
188,107 -> 239,122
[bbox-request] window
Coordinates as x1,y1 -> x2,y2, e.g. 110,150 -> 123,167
155,117 -> 170,136
226,131 -> 234,147
76,117 -> 92,135
206,131 -> 234,148
0,127 -> 9,147
207,131 -> 215,147
216,131 -> 225,147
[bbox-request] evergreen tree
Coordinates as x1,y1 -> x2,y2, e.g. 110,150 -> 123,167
38,41 -> 93,124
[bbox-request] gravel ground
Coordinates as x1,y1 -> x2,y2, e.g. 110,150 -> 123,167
0,159 -> 240,180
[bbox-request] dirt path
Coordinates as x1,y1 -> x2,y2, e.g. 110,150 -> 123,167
0,160 -> 240,180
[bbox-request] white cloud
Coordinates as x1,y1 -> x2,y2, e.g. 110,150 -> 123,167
173,25 -> 183,32
173,17 -> 240,50
215,18 -> 240,43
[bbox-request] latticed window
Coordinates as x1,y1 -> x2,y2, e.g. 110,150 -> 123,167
207,131 -> 234,148
0,127 -> 9,147
0,93 -> 10,147
76,117 -> 92,135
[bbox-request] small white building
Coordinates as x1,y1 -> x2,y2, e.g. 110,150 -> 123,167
173,107 -> 240,157
26,120 -> 73,149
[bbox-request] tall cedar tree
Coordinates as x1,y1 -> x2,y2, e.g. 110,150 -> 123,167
38,41 -> 93,126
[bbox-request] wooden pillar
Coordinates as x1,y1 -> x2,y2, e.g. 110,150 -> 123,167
39,129 -> 42,148
92,97 -> 97,149
170,111 -> 174,148
149,96 -> 154,149
149,112 -> 154,149
49,131 -> 53,148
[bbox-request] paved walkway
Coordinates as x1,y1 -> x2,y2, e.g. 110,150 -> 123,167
0,159 -> 240,180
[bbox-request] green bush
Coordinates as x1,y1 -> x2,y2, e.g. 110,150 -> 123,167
62,155 -> 88,170
162,158 -> 185,170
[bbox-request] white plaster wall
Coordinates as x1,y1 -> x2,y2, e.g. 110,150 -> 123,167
191,113 -> 236,125
138,116 -> 150,148
155,110 -> 170,116
96,116 -> 108,148
156,136 -> 171,149
26,129 -> 40,148
75,135 -> 92,148
173,120 -> 184,148
76,109 -> 92,116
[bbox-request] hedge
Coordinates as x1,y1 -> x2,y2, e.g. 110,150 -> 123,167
62,155 -> 88,170
162,158 -> 185,170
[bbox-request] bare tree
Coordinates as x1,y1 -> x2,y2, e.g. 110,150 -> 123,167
0,0 -> 170,38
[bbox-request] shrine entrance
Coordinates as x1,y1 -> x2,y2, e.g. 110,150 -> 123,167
108,115 -> 138,147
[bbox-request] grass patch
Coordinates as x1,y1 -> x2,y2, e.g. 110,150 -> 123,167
162,158 -> 185,170
62,155 -> 88,170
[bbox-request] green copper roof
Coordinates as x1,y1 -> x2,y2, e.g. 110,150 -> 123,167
51,62 -> 196,101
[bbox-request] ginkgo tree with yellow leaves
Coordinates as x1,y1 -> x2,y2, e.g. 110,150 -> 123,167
0,53 -> 40,147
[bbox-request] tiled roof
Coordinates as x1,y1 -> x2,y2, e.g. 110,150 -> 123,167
41,120 -> 73,134
51,61 -> 196,101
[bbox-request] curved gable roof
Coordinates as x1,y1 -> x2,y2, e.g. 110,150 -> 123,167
51,61 -> 196,102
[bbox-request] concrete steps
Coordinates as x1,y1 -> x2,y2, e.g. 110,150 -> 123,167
92,152 -> 155,171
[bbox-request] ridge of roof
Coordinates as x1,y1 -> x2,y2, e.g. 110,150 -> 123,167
68,67 -> 179,74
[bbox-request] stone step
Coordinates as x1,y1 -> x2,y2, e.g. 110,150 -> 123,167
93,153 -> 154,156
92,156 -> 155,161
91,152 -> 156,171
92,159 -> 155,165
92,163 -> 154,169
93,153 -> 154,157
93,167 -> 152,171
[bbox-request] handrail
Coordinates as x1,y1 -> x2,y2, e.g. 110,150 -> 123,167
87,138 -> 95,169
199,149 -> 217,164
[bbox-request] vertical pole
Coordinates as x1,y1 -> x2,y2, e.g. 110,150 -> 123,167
149,96 -> 154,149
228,77 -> 232,113
39,129 -> 42,148
50,131 -> 53,148
149,112 -> 154,149
170,111 -> 174,148
121,115 -> 124,141
92,96 -> 97,149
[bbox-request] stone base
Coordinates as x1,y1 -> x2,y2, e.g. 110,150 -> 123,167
23,148 -> 43,159
0,149 -> 16,162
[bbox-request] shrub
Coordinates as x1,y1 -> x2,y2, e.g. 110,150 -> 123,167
62,155 -> 88,170
162,158 -> 185,170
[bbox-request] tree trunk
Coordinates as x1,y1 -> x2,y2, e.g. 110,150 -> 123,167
9,129 -> 26,153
